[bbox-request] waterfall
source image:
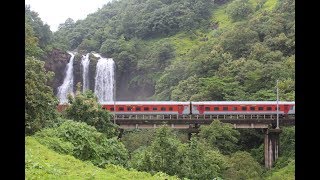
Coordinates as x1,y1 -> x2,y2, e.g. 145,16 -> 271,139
81,53 -> 90,92
94,57 -> 115,103
92,53 -> 102,58
57,52 -> 75,104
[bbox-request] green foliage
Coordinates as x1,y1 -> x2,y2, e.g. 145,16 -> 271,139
44,0 -> 294,102
250,143 -> 265,165
279,126 -> 295,157
199,120 -> 240,155
226,0 -> 254,21
237,129 -> 264,151
25,22 -> 43,58
35,120 -> 128,167
25,57 -> 58,135
273,126 -> 295,169
181,137 -> 227,179
26,137 -> 178,179
266,159 -> 295,180
52,0 -> 214,49
25,5 -> 53,54
26,0 -> 295,177
223,151 -> 263,180
121,129 -> 156,153
156,0 -> 294,101
63,90 -> 118,137
211,1 -> 234,29
130,125 -> 185,176
221,26 -> 259,58
34,136 -> 74,155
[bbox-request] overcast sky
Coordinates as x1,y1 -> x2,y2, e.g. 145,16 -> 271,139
25,0 -> 113,32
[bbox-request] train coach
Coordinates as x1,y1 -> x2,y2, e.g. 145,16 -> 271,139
191,101 -> 295,117
57,101 -> 295,118
101,101 -> 190,115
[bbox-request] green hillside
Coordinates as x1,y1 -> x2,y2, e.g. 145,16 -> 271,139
25,0 -> 295,178
26,137 -> 178,179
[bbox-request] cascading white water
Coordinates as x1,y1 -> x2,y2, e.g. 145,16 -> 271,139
94,57 -> 115,103
92,53 -> 102,58
81,53 -> 90,92
57,52 -> 75,104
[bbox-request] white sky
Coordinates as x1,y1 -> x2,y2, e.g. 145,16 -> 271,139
25,0 -> 113,32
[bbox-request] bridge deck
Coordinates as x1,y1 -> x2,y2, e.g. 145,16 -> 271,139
111,114 -> 294,129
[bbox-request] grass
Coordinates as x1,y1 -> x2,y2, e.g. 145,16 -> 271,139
266,160 -> 295,180
26,136 -> 179,179
144,0 -> 279,64
211,2 -> 233,29
262,0 -> 278,11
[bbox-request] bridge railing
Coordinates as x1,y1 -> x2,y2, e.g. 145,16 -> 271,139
112,114 -> 295,120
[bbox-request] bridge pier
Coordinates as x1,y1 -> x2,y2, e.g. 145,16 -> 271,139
264,128 -> 282,169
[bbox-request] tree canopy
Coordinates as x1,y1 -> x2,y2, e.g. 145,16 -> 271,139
25,57 -> 58,135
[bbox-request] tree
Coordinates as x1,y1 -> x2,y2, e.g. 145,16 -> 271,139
25,57 -> 58,135
223,151 -> 263,180
121,129 -> 156,153
130,125 -> 184,176
221,26 -> 259,58
274,126 -> 295,169
25,22 -> 43,58
226,0 -> 253,22
237,129 -> 264,151
182,137 -> 228,179
57,18 -> 75,30
25,5 -> 53,50
63,89 -> 118,138
35,120 -> 128,167
198,120 -> 240,155
266,160 -> 295,180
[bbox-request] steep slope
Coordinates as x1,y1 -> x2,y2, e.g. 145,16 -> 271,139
48,0 -> 294,101
26,137 -> 178,179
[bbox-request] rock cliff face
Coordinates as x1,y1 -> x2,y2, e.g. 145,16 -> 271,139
44,49 -> 71,95
44,50 -> 101,96
44,49 -> 146,100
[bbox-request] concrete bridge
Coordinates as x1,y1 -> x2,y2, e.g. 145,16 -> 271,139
112,114 -> 295,169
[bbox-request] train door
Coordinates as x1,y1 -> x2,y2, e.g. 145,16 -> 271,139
284,105 -> 289,116
198,105 -> 204,115
178,105 -> 184,115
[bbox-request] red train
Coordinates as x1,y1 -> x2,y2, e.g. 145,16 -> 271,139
83,101 -> 295,116
58,101 -> 295,116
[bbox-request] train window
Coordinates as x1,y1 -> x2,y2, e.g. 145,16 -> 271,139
242,107 -> 247,111
205,107 -> 210,111
258,107 -> 263,111
144,107 -> 149,111
136,107 -> 141,111
110,107 -> 114,111
232,107 -> 237,111
127,107 -> 132,111
267,107 -> 272,111
275,107 -> 280,110
119,107 -> 124,111
223,107 -> 228,111
153,107 -> 158,111
214,107 -> 219,111
169,107 -> 173,111
161,107 -> 166,111
250,107 -> 255,111
102,107 -> 106,110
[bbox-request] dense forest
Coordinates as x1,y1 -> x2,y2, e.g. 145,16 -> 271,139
25,0 -> 295,179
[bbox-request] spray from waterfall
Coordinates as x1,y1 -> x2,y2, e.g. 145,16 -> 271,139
57,52 -> 75,104
94,56 -> 115,103
81,53 -> 90,92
